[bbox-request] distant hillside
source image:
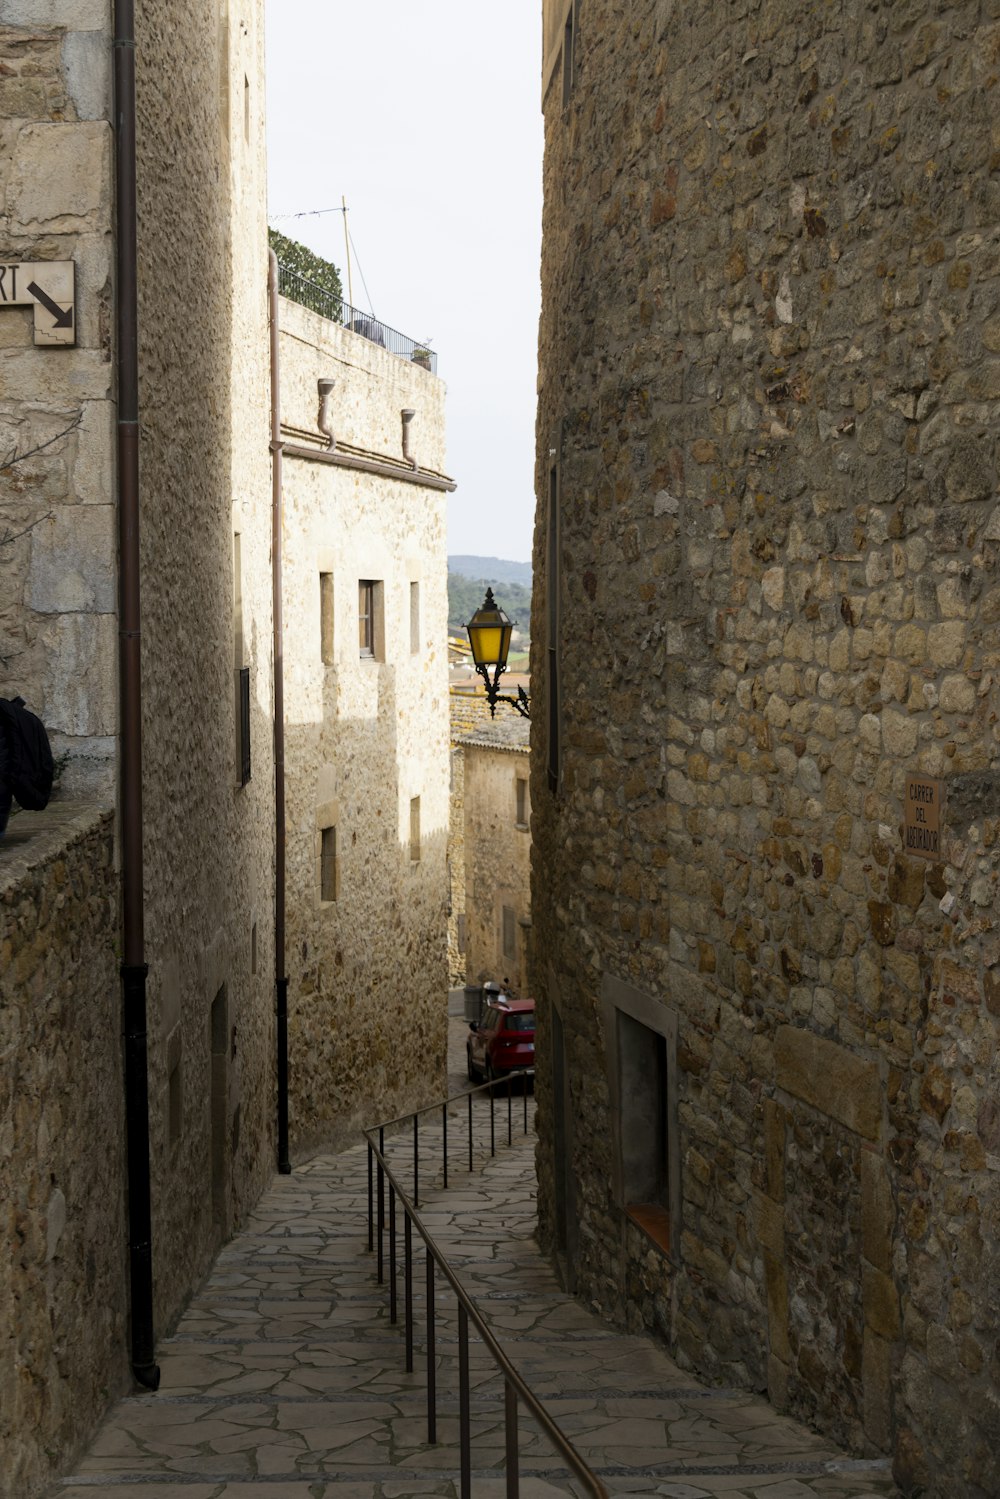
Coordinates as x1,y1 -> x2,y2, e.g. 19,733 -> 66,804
448,572 -> 532,636
448,555 -> 532,588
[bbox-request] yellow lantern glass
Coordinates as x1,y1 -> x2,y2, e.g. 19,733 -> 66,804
465,589 -> 514,670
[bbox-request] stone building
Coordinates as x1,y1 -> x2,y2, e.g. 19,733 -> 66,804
447,691 -> 495,985
532,3 -> 1000,1496
276,288 -> 454,1157
1,5 -> 277,1495
461,714 -> 532,995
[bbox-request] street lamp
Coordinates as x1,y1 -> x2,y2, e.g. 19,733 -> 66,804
464,588 -> 530,719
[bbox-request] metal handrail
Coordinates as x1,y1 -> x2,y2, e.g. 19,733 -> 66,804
363,1087 -> 608,1499
276,263 -> 438,373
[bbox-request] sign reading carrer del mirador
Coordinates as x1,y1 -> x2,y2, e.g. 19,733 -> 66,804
0,260 -> 75,347
904,774 -> 943,860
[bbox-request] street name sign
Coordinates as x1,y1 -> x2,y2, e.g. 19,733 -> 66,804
904,773 -> 942,860
0,260 -> 75,346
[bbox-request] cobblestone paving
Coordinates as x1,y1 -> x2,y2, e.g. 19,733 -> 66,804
53,1022 -> 900,1499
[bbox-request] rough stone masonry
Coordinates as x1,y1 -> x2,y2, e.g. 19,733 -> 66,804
532,3 -> 1000,1496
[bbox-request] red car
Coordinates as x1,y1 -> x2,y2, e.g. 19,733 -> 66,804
467,998 -> 535,1083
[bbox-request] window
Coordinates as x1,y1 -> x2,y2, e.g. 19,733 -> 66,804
321,826 -> 337,902
619,1011 -> 668,1217
238,666 -> 250,786
359,580 -> 375,657
410,580 -> 420,654
502,904 -> 517,962
410,796 -> 421,862
358,579 -> 384,659
320,572 -> 334,663
515,776 -> 528,828
601,975 -> 680,1258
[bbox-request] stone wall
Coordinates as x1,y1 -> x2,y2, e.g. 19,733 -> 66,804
0,1 -> 116,796
134,0 -> 276,1330
2,7 -> 277,1478
533,4 -> 1000,1496
448,693 -> 500,986
0,807 -> 126,1499
278,295 -> 451,1156
462,723 -> 532,994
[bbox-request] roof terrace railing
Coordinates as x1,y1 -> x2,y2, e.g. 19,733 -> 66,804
277,262 -> 438,374
364,1073 -> 608,1499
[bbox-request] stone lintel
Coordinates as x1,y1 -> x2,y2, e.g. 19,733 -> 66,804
775,1025 -> 881,1141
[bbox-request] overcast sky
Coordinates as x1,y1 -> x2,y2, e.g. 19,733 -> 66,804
265,2 -> 544,565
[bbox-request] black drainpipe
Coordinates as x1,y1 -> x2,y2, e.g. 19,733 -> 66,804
114,0 -> 159,1390
269,249 -> 291,1175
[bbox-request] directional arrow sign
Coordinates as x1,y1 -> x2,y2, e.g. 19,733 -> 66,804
0,260 -> 75,346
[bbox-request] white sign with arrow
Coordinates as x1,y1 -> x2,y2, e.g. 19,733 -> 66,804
0,260 -> 75,346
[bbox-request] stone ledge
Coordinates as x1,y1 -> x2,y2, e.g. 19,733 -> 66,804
0,798 -> 112,896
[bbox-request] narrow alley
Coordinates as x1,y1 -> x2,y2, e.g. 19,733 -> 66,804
46,1017 -> 901,1499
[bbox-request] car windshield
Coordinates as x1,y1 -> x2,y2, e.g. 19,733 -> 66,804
501,1012 -> 535,1032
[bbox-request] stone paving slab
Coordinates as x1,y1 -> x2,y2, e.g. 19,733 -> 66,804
52,1030 -> 899,1499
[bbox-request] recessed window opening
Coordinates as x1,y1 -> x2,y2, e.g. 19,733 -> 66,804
410,796 -> 421,862
410,580 -> 420,654
516,776 -> 528,828
321,826 -> 338,902
320,572 -> 334,663
359,580 -> 374,656
618,1009 -> 670,1250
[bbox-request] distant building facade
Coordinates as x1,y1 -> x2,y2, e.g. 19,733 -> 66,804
533,4 -> 1000,1497
277,292 -> 453,1156
462,716 -> 532,995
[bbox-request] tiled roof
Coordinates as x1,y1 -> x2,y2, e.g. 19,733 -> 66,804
449,689 -> 530,752
449,692 -> 495,743
460,717 -> 530,754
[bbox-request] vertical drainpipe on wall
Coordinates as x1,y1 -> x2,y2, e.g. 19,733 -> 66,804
269,250 -> 292,1175
114,0 -> 160,1390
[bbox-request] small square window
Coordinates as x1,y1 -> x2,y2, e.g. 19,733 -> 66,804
321,826 -> 338,902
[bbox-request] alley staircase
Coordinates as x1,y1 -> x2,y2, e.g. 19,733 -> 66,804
53,1088 -> 900,1499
